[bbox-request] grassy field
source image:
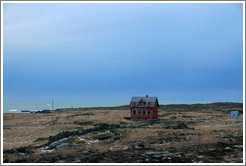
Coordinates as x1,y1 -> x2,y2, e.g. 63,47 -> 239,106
2,102 -> 243,163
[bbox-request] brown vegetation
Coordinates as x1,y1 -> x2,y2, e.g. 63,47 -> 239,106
3,102 -> 243,163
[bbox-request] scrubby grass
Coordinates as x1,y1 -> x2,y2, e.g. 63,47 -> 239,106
3,102 -> 243,163
34,137 -> 49,142
92,133 -> 113,140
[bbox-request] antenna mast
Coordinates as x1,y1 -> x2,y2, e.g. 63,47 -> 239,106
52,98 -> 54,111
51,98 -> 54,121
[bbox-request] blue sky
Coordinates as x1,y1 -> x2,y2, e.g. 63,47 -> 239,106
3,3 -> 244,104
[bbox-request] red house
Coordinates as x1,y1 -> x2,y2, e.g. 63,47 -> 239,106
130,96 -> 159,119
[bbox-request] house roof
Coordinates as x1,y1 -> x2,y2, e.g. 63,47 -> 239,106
130,96 -> 159,108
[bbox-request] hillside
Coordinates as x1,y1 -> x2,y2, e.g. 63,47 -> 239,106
52,102 -> 243,112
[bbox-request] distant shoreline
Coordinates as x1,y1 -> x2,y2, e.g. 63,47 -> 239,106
3,102 -> 243,114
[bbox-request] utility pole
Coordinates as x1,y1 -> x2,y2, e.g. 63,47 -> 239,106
52,98 -> 54,121
52,98 -> 54,111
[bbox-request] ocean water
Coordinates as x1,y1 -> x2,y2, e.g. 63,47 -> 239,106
3,100 -> 125,113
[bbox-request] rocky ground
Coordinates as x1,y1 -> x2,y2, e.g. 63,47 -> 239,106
3,102 -> 243,163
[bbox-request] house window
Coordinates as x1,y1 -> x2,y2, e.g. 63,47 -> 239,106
138,110 -> 141,114
133,110 -> 136,115
138,100 -> 146,107
148,111 -> 151,115
143,111 -> 146,115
